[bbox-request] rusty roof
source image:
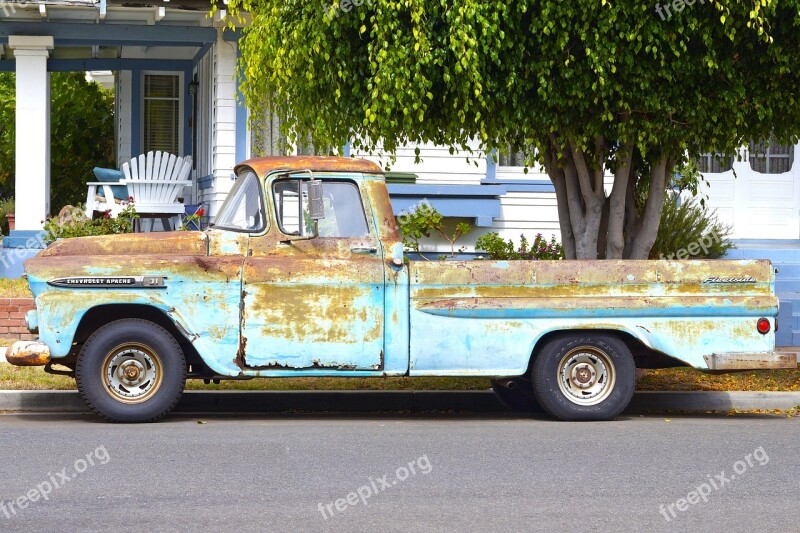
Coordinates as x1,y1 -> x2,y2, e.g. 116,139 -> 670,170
234,156 -> 383,177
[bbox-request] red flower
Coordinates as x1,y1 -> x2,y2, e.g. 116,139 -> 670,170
103,209 -> 112,219
196,209 -> 205,217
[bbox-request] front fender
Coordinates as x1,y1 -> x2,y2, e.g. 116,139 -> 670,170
34,288 -> 243,376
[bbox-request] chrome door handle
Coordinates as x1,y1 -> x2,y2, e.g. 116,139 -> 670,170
350,246 -> 377,254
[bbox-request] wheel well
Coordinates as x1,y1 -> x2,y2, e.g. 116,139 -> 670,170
73,304 -> 213,377
529,329 -> 688,371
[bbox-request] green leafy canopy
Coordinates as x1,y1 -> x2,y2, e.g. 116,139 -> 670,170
223,0 -> 800,259
225,0 -> 800,163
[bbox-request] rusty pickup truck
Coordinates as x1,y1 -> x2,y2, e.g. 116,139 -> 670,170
7,156 -> 796,422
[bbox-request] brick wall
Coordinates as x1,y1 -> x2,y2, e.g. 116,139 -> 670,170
0,298 -> 36,341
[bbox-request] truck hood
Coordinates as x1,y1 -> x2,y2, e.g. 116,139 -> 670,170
37,231 -> 208,257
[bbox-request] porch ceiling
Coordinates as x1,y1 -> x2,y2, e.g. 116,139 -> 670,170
0,21 -> 218,47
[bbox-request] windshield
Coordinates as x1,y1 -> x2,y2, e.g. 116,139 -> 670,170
212,170 -> 266,232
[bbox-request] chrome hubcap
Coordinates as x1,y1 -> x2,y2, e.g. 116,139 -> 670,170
557,347 -> 616,406
102,345 -> 162,404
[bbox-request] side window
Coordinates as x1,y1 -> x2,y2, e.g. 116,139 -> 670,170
213,171 -> 266,232
272,180 -> 369,238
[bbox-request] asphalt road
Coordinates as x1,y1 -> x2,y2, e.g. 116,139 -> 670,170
0,412 -> 797,532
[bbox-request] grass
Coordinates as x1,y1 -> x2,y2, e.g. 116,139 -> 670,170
637,366 -> 800,392
0,278 -> 32,298
1,361 -> 799,392
0,365 -> 491,391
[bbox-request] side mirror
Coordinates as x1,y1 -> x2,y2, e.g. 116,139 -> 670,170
278,170 -> 325,244
307,179 -> 325,221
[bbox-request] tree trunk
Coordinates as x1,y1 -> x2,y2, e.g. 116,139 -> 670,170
543,134 -> 671,261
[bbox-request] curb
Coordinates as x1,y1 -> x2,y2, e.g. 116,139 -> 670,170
0,390 -> 798,415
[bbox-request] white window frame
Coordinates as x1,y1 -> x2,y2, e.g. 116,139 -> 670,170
493,147 -> 548,181
141,70 -> 184,156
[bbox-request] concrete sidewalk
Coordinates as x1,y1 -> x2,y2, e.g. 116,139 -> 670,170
0,390 -> 798,415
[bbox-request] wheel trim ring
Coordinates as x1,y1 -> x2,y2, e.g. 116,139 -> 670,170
101,343 -> 164,405
556,346 -> 616,406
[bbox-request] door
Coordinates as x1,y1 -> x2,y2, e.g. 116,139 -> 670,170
700,143 -> 800,239
240,177 -> 385,371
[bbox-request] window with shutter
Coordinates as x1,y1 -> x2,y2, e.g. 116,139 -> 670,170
143,74 -> 181,154
497,146 -> 528,167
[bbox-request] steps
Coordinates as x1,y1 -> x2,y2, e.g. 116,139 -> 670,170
726,241 -> 800,346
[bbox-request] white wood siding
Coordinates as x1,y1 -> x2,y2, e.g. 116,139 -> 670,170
356,143 -> 487,184
204,32 -> 239,217
115,70 -> 132,169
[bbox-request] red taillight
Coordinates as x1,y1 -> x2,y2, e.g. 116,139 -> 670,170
756,318 -> 771,335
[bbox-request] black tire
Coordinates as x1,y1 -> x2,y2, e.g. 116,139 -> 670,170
76,319 -> 186,423
532,334 -> 635,421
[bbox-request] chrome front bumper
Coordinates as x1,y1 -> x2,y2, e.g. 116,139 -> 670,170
6,341 -> 51,367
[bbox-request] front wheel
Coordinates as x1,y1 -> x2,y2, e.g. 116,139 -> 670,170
532,334 -> 635,421
76,319 -> 186,423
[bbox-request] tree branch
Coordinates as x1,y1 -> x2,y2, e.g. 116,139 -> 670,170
623,160 -> 639,258
567,138 -> 597,208
544,148 -> 577,259
628,156 -> 670,259
606,142 -> 634,259
593,135 -> 606,195
563,155 -> 587,238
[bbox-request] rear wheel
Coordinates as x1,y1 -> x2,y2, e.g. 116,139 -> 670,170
532,334 -> 635,421
76,319 -> 186,423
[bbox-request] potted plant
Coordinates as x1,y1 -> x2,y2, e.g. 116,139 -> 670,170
0,198 -> 15,234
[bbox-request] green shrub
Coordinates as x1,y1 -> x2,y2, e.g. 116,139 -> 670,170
43,203 -> 139,244
476,232 -> 564,260
0,198 -> 13,236
396,201 -> 472,258
649,193 -> 733,260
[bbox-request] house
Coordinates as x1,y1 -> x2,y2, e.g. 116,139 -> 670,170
1,1 -> 798,344
0,0 -> 552,254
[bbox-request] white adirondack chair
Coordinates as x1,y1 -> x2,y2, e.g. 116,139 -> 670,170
122,151 -> 193,231
85,173 -> 127,219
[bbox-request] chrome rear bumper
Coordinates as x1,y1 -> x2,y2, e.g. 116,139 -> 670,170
704,351 -> 797,371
